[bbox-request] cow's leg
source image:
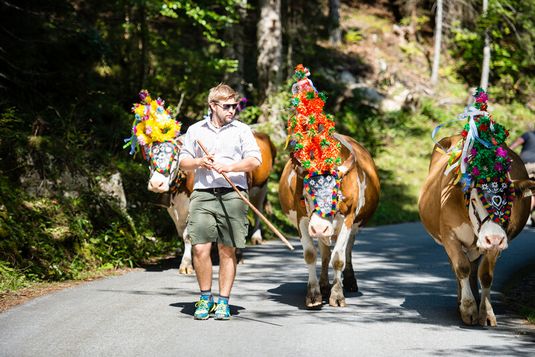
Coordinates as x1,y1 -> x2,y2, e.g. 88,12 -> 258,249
248,183 -> 267,245
167,196 -> 193,275
452,257 -> 479,305
343,227 -> 358,292
300,219 -> 322,308
179,227 -> 194,275
318,240 -> 331,298
469,255 -> 481,304
328,224 -> 352,307
441,231 -> 478,325
478,250 -> 499,326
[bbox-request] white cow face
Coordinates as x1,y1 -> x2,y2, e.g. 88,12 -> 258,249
147,141 -> 179,193
303,173 -> 340,240
467,179 -> 512,251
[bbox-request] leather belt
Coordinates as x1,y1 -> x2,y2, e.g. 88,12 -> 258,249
195,187 -> 246,195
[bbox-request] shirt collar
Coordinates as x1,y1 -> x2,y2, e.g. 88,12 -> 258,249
202,116 -> 238,131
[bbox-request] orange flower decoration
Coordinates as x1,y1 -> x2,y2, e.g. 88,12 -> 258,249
288,64 -> 341,173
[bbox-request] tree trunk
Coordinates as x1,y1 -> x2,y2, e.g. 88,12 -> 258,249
256,0 -> 282,107
328,0 -> 341,45
480,0 -> 490,90
431,0 -> 443,86
224,1 -> 248,94
138,0 -> 148,90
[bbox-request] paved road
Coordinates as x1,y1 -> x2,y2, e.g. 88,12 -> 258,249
1,223 -> 534,356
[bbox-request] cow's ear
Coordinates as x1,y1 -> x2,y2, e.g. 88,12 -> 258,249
513,179 -> 535,198
333,133 -> 356,178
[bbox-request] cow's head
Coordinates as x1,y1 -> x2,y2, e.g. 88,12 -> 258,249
147,140 -> 180,193
467,177 -> 516,251
298,134 -> 356,244
302,172 -> 341,242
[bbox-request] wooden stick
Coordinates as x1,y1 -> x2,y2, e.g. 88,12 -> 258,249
196,139 -> 294,251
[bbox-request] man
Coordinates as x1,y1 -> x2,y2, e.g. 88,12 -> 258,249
178,83 -> 262,320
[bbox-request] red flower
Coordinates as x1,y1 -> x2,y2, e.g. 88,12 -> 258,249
461,130 -> 468,138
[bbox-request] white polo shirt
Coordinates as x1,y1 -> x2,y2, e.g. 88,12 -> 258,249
178,117 -> 262,190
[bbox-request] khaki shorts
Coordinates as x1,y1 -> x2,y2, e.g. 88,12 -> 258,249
187,190 -> 249,248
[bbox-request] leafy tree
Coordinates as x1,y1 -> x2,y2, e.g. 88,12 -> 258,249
451,0 -> 535,101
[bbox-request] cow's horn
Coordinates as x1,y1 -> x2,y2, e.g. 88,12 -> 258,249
333,133 -> 356,177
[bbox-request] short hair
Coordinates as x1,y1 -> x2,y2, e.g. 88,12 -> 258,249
208,83 -> 239,105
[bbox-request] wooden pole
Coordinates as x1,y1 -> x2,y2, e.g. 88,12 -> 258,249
196,139 -> 294,251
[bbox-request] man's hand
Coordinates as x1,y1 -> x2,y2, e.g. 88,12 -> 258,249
212,162 -> 232,174
198,154 -> 215,169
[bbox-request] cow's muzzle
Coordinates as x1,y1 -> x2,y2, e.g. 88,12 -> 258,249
148,172 -> 171,193
308,214 -> 334,238
477,234 -> 508,251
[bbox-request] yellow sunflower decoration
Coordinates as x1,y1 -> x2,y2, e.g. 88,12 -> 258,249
124,89 -> 181,157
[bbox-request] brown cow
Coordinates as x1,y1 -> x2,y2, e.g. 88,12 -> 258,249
279,133 -> 380,308
147,132 -> 276,274
419,135 -> 535,326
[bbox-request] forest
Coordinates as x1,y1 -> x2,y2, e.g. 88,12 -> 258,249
1,0 -> 534,294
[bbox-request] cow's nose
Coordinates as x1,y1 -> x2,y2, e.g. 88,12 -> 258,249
311,225 -> 328,235
482,235 -> 508,250
148,180 -> 165,192
309,223 -> 333,238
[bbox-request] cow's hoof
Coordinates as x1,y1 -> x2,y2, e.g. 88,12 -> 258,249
459,299 -> 478,325
328,282 -> 346,307
343,275 -> 358,292
179,265 -> 194,275
306,286 -> 323,308
479,310 -> 497,327
250,237 -> 263,245
305,298 -> 322,309
329,296 -> 347,307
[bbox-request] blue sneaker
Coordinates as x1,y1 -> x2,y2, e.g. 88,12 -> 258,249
214,301 -> 230,320
194,298 -> 215,320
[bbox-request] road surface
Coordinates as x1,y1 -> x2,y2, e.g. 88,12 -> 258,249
1,223 -> 534,356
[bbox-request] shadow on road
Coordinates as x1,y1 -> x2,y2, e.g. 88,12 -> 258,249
169,301 -> 245,318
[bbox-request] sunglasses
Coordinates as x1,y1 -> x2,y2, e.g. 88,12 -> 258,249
215,102 -> 239,111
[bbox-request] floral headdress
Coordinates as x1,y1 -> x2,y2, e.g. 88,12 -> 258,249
287,64 -> 342,217
287,64 -> 342,173
438,88 -> 514,224
124,89 -> 182,158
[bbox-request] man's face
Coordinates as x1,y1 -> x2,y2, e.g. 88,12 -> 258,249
211,100 -> 239,126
